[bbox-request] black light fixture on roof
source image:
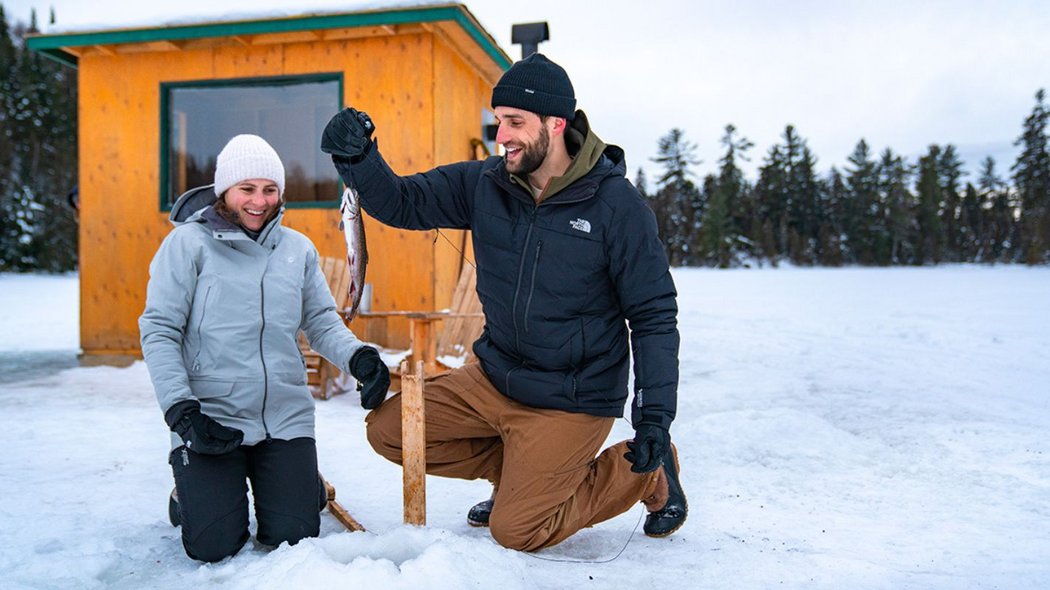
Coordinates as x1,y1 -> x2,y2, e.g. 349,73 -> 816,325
511,22 -> 549,59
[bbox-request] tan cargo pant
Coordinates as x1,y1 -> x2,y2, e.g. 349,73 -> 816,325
365,362 -> 660,551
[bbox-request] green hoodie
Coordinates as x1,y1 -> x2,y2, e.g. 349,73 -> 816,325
508,110 -> 607,203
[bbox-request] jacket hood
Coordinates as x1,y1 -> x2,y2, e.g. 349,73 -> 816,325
169,184 -> 219,225
539,110 -> 628,202
571,111 -> 627,179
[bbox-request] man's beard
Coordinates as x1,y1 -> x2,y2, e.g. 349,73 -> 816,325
505,124 -> 550,176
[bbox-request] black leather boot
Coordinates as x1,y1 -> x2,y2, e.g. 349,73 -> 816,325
467,497 -> 494,527
643,448 -> 687,537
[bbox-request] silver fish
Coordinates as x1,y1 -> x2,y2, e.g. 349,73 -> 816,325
339,186 -> 368,321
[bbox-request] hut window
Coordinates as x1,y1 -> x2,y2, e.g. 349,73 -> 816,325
162,75 -> 342,208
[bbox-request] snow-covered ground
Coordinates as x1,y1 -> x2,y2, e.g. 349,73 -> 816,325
1,266 -> 1048,589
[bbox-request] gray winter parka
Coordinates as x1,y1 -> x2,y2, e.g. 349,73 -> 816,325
139,186 -> 364,448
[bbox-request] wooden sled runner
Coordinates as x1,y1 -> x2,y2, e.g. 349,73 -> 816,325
322,476 -> 366,532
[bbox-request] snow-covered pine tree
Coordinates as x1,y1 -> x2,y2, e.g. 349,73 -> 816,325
0,5 -> 18,269
1,7 -> 77,271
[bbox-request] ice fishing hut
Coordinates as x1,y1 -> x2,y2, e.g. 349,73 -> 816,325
26,3 -> 510,359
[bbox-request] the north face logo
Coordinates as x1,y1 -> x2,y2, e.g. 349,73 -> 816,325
569,218 -> 592,233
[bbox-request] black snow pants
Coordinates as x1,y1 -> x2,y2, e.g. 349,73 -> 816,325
169,437 -> 322,562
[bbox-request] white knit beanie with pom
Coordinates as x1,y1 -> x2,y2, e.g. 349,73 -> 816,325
213,134 -> 285,197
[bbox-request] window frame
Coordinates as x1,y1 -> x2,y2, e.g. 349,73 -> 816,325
158,72 -> 344,211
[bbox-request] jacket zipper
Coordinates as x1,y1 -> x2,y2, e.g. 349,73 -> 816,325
191,286 -> 213,373
511,208 -> 537,350
523,240 -> 542,334
259,277 -> 271,441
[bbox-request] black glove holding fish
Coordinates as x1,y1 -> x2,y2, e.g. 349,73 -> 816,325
321,107 -> 375,162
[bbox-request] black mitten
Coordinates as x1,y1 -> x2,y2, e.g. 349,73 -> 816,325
624,422 -> 670,473
321,107 -> 375,161
165,400 -> 244,455
349,346 -> 391,410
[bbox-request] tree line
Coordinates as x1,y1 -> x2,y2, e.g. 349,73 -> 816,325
641,91 -> 1050,267
2,2 -> 1048,272
0,6 -> 77,272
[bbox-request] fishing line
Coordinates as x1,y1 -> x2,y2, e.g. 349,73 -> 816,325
523,505 -> 645,564
433,229 -> 476,269
518,417 -> 650,563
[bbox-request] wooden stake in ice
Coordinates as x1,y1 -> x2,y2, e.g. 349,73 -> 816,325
401,360 -> 426,526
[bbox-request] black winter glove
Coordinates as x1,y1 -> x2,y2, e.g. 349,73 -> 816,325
624,422 -> 670,474
164,400 -> 244,455
320,107 -> 375,161
349,346 -> 391,410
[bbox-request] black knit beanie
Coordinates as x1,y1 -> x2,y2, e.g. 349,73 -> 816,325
491,53 -> 576,120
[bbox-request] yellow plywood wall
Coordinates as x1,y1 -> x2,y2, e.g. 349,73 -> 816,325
77,29 -> 498,355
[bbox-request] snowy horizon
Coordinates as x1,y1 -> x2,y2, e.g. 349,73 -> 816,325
1,266 -> 1048,589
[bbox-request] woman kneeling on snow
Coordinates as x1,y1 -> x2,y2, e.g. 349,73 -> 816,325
139,134 -> 389,562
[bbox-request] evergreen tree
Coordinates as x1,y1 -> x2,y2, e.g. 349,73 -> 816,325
959,182 -> 981,261
0,6 -> 18,267
0,8 -> 15,175
843,139 -> 881,264
788,143 -> 823,264
1011,88 -> 1050,264
877,149 -> 915,264
938,145 -> 966,261
699,124 -> 752,267
753,126 -> 822,264
818,167 -> 847,266
634,167 -> 649,200
976,157 -> 1013,262
753,143 -> 788,262
915,145 -> 945,264
0,6 -> 78,271
651,128 -> 701,265
695,172 -> 720,265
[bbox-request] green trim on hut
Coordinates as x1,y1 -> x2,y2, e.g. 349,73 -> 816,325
25,3 -> 513,71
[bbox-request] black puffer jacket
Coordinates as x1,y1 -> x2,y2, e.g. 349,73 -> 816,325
343,116 -> 679,429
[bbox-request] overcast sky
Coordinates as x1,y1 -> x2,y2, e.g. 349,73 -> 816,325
8,0 -> 1050,183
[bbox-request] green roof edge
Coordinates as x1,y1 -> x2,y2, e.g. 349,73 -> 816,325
25,4 -> 512,71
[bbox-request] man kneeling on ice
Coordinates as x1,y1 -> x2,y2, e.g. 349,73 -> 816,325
321,53 -> 687,551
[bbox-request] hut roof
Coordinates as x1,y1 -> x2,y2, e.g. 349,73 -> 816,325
25,2 -> 511,77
